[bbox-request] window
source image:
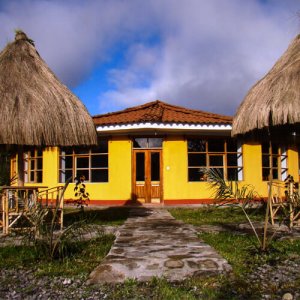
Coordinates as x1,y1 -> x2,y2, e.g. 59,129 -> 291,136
24,149 -> 43,183
133,137 -> 163,149
187,138 -> 242,182
11,155 -> 17,179
262,143 -> 287,181
59,140 -> 109,183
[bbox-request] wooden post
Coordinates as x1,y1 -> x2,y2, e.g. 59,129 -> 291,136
4,190 -> 8,235
263,140 -> 273,251
17,148 -> 25,186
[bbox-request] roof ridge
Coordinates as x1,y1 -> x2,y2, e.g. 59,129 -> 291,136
93,100 -> 232,120
156,101 -> 232,121
93,100 -> 161,119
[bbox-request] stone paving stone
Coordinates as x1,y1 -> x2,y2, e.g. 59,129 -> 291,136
87,208 -> 231,284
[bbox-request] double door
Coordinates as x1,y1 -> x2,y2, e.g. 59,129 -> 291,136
133,150 -> 162,203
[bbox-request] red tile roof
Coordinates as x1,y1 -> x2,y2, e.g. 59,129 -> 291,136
93,100 -> 232,126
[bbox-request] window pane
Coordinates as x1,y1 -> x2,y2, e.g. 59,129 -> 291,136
64,156 -> 73,168
262,155 -> 270,168
262,143 -> 269,154
212,168 -> 224,178
188,168 -> 200,181
76,170 -> 89,181
60,170 -> 73,183
92,140 -> 108,153
151,152 -> 160,181
148,138 -> 163,148
37,149 -> 43,156
75,148 -> 89,154
209,155 -> 223,166
36,171 -> 42,183
272,156 -> 278,168
64,148 -> 73,155
272,169 -> 279,180
91,155 -> 108,168
272,144 -> 279,154
30,160 -> 35,169
227,140 -> 237,152
92,169 -> 108,182
188,139 -> 206,152
227,154 -> 238,167
188,154 -> 206,166
133,138 -> 147,148
208,140 -> 224,152
228,168 -> 238,181
262,168 -> 270,181
30,171 -> 35,182
136,153 -> 145,181
76,157 -> 89,168
37,158 -> 43,170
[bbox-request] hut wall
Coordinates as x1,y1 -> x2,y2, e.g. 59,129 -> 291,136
13,135 -> 299,205
287,147 -> 299,181
242,142 -> 268,196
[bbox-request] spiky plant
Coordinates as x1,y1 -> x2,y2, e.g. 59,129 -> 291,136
206,168 -> 267,249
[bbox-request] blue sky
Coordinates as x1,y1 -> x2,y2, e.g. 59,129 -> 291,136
0,0 -> 299,116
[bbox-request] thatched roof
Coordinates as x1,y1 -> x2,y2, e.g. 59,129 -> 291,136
0,31 -> 97,147
232,34 -> 300,137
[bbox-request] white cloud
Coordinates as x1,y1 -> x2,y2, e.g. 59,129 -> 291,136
0,0 -> 299,115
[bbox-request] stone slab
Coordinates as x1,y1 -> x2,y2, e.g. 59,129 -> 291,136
87,208 -> 231,284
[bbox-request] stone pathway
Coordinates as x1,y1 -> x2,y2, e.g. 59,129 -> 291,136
87,208 -> 231,284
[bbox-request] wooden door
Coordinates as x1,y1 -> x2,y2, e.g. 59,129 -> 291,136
133,150 -> 162,203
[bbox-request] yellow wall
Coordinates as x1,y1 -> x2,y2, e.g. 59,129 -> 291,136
18,135 -> 299,203
63,136 -> 132,201
163,135 -> 212,200
242,142 -> 268,197
287,146 -> 299,180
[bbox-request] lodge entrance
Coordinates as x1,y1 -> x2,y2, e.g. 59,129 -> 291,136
132,149 -> 162,203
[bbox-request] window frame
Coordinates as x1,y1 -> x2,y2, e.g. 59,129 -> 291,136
262,143 -> 287,181
187,138 -> 243,182
59,140 -> 109,183
24,149 -> 43,183
132,137 -> 163,149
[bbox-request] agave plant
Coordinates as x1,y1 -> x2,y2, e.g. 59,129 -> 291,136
206,168 -> 267,249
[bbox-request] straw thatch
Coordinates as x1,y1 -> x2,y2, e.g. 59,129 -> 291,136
0,31 -> 97,147
232,34 -> 300,137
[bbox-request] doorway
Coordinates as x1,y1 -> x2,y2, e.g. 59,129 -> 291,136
133,149 -> 162,203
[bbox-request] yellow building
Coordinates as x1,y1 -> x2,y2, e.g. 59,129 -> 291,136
13,100 -> 299,205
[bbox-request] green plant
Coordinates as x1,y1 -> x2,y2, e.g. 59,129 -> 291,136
206,168 -> 272,250
21,178 -> 102,260
66,175 -> 90,209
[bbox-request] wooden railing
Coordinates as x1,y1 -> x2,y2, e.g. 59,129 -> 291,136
268,178 -> 300,228
1,184 -> 68,235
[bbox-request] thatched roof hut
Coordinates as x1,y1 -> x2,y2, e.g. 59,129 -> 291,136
0,31 -> 97,147
232,34 -> 300,139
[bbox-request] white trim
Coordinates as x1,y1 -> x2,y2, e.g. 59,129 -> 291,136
281,148 -> 288,181
96,122 -> 232,132
237,141 -> 243,181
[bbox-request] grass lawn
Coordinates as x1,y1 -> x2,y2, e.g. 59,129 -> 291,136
64,206 -> 132,226
1,206 -> 300,299
169,205 -> 265,226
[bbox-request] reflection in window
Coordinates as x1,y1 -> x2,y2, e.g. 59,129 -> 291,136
136,153 -> 145,181
59,139 -> 109,183
187,138 -> 243,181
151,152 -> 160,181
133,137 -> 163,149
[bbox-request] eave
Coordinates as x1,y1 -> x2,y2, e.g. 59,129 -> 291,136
96,122 -> 232,136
